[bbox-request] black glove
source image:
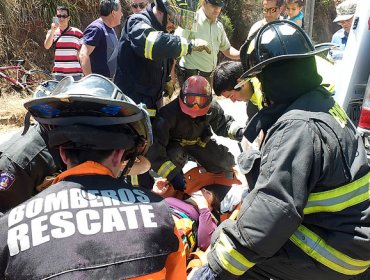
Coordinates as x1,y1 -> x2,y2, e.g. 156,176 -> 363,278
169,173 -> 186,191
190,265 -> 218,280
235,127 -> 246,142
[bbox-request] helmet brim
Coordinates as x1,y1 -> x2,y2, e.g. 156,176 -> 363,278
24,74 -> 153,154
235,46 -> 330,90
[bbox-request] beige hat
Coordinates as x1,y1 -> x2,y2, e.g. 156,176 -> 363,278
333,0 -> 357,22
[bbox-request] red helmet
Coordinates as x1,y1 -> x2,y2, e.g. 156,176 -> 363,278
179,75 -> 212,118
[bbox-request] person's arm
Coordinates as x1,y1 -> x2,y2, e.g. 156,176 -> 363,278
127,16 -> 206,60
222,46 -> 240,60
44,24 -> 58,49
204,120 -> 319,278
209,100 -> 243,141
79,44 -> 95,76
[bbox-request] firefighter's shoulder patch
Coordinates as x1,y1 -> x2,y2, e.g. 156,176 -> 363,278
0,171 -> 15,191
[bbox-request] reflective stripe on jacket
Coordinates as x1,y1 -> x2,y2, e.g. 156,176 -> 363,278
207,89 -> 370,279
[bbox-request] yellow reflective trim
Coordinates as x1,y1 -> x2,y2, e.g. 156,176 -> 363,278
130,175 -> 139,187
157,161 -> 176,178
179,138 -> 207,147
304,173 -> 370,214
214,232 -> 255,275
290,225 -> 370,275
179,37 -> 189,57
146,109 -> 156,117
144,31 -> 159,60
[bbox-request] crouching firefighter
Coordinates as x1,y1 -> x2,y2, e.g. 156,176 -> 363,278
191,20 -> 370,280
0,74 -> 186,280
146,75 -> 244,192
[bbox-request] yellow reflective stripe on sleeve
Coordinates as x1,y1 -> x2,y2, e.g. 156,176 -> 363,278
214,232 -> 255,276
179,37 -> 189,57
144,31 -> 159,60
290,225 -> 370,275
179,138 -> 207,148
304,173 -> 370,214
146,109 -> 156,117
130,175 -> 139,187
157,161 -> 176,178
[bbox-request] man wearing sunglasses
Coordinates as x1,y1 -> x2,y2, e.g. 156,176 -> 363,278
147,75 -> 244,192
247,0 -> 284,39
44,5 -> 83,81
175,0 -> 240,87
129,0 -> 149,13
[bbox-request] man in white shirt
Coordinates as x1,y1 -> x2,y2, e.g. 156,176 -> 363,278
175,0 -> 240,87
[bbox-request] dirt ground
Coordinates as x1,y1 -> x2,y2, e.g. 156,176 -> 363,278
0,88 -> 30,134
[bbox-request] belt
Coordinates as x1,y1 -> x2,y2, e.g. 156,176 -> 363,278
177,65 -> 212,78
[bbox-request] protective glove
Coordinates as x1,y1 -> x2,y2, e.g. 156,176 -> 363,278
235,127 -> 246,142
190,264 -> 218,280
169,173 -> 186,191
190,39 -> 211,54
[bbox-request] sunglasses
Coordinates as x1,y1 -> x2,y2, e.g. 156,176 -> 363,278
131,3 -> 146,9
262,7 -> 279,14
56,14 -> 69,18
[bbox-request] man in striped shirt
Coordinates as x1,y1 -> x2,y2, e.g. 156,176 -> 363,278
44,5 -> 83,81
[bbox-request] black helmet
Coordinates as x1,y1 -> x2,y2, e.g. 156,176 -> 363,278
24,74 -> 153,156
154,0 -> 200,31
237,20 -> 330,88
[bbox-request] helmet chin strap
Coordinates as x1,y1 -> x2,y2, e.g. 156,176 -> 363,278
119,149 -> 138,178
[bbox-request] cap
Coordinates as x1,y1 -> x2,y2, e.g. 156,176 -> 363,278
333,0 -> 357,22
206,0 -> 225,7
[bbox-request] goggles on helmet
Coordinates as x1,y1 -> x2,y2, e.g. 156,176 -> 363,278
180,92 -> 212,109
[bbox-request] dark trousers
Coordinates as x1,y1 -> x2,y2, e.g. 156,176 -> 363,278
175,64 -> 213,88
167,140 -> 235,173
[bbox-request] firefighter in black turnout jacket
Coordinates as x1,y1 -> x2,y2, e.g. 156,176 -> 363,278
192,21 -> 370,280
114,0 -> 210,116
0,81 -> 62,214
0,75 -> 186,280
146,75 -> 244,191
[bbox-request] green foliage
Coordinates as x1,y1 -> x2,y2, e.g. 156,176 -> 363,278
219,13 -> 234,39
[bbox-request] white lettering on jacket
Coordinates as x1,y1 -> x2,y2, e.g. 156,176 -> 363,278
7,188 -> 155,256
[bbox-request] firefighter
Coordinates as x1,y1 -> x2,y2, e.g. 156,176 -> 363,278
146,75 -> 244,192
0,81 -> 62,214
0,74 -> 186,279
191,20 -> 370,280
114,0 -> 211,117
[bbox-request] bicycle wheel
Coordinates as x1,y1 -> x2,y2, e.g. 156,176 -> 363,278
22,69 -> 53,94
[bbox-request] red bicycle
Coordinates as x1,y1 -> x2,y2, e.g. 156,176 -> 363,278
0,59 -> 53,94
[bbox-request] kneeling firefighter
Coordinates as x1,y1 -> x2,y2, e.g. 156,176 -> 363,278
192,20 -> 370,280
0,74 -> 186,280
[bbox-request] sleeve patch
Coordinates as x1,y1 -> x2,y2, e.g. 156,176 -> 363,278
0,171 -> 15,191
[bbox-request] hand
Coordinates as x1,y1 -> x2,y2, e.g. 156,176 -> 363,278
51,22 -> 58,32
191,190 -> 209,209
189,264 -> 217,280
191,39 -> 211,54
